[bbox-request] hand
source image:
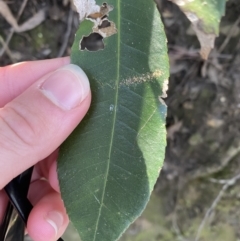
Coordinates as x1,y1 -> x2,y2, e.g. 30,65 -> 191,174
0,57 -> 91,241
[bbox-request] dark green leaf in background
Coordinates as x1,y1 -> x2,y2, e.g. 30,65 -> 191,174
58,1 -> 169,241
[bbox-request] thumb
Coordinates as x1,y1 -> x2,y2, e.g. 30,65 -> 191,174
0,64 -> 91,189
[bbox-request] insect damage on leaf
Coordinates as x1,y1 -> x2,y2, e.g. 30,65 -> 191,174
73,1 -> 117,52
92,19 -> 117,38
160,79 -> 169,98
120,70 -> 163,86
80,32 -> 104,51
87,2 -> 113,20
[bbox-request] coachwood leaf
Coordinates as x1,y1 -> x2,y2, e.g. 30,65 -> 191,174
57,1 -> 169,241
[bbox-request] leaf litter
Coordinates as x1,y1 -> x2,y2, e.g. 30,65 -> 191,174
0,1 -> 46,33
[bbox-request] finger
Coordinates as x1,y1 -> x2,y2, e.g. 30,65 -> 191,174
0,190 -> 8,223
0,57 -> 70,107
28,180 -> 53,206
32,150 -> 60,193
27,180 -> 69,241
32,150 -> 58,183
48,159 -> 61,193
31,149 -> 60,193
0,64 -> 91,190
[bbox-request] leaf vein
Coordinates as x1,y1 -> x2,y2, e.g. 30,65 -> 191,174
92,1 -> 121,240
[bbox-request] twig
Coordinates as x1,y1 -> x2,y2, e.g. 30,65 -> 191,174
208,178 -> 230,185
195,173 -> 240,241
190,144 -> 240,180
57,8 -> 73,57
0,0 -> 29,58
17,0 -> 29,19
218,16 -> 240,53
172,214 -> 189,241
0,36 -> 15,62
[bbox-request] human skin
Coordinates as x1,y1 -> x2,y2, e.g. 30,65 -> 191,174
0,57 -> 91,241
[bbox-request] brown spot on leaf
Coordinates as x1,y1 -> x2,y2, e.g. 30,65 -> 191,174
93,20 -> 117,38
87,2 -> 113,20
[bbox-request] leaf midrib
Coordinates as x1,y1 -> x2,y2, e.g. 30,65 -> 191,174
92,0 -> 121,240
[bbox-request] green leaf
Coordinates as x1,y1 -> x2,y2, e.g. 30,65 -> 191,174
171,0 -> 226,59
57,1 -> 169,241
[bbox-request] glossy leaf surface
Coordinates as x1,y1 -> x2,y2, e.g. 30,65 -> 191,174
58,1 -> 169,241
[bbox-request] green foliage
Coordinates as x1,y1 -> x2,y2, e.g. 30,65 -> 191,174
180,0 -> 225,34
57,0 -> 169,241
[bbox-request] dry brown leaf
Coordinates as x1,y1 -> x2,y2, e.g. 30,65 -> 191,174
191,24 -> 215,60
17,9 -> 46,33
167,121 -> 183,140
186,24 -> 215,59
0,1 -> 19,30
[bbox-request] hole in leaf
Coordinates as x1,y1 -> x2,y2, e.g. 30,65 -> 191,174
80,33 -> 104,51
101,15 -> 107,20
99,20 -> 111,29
